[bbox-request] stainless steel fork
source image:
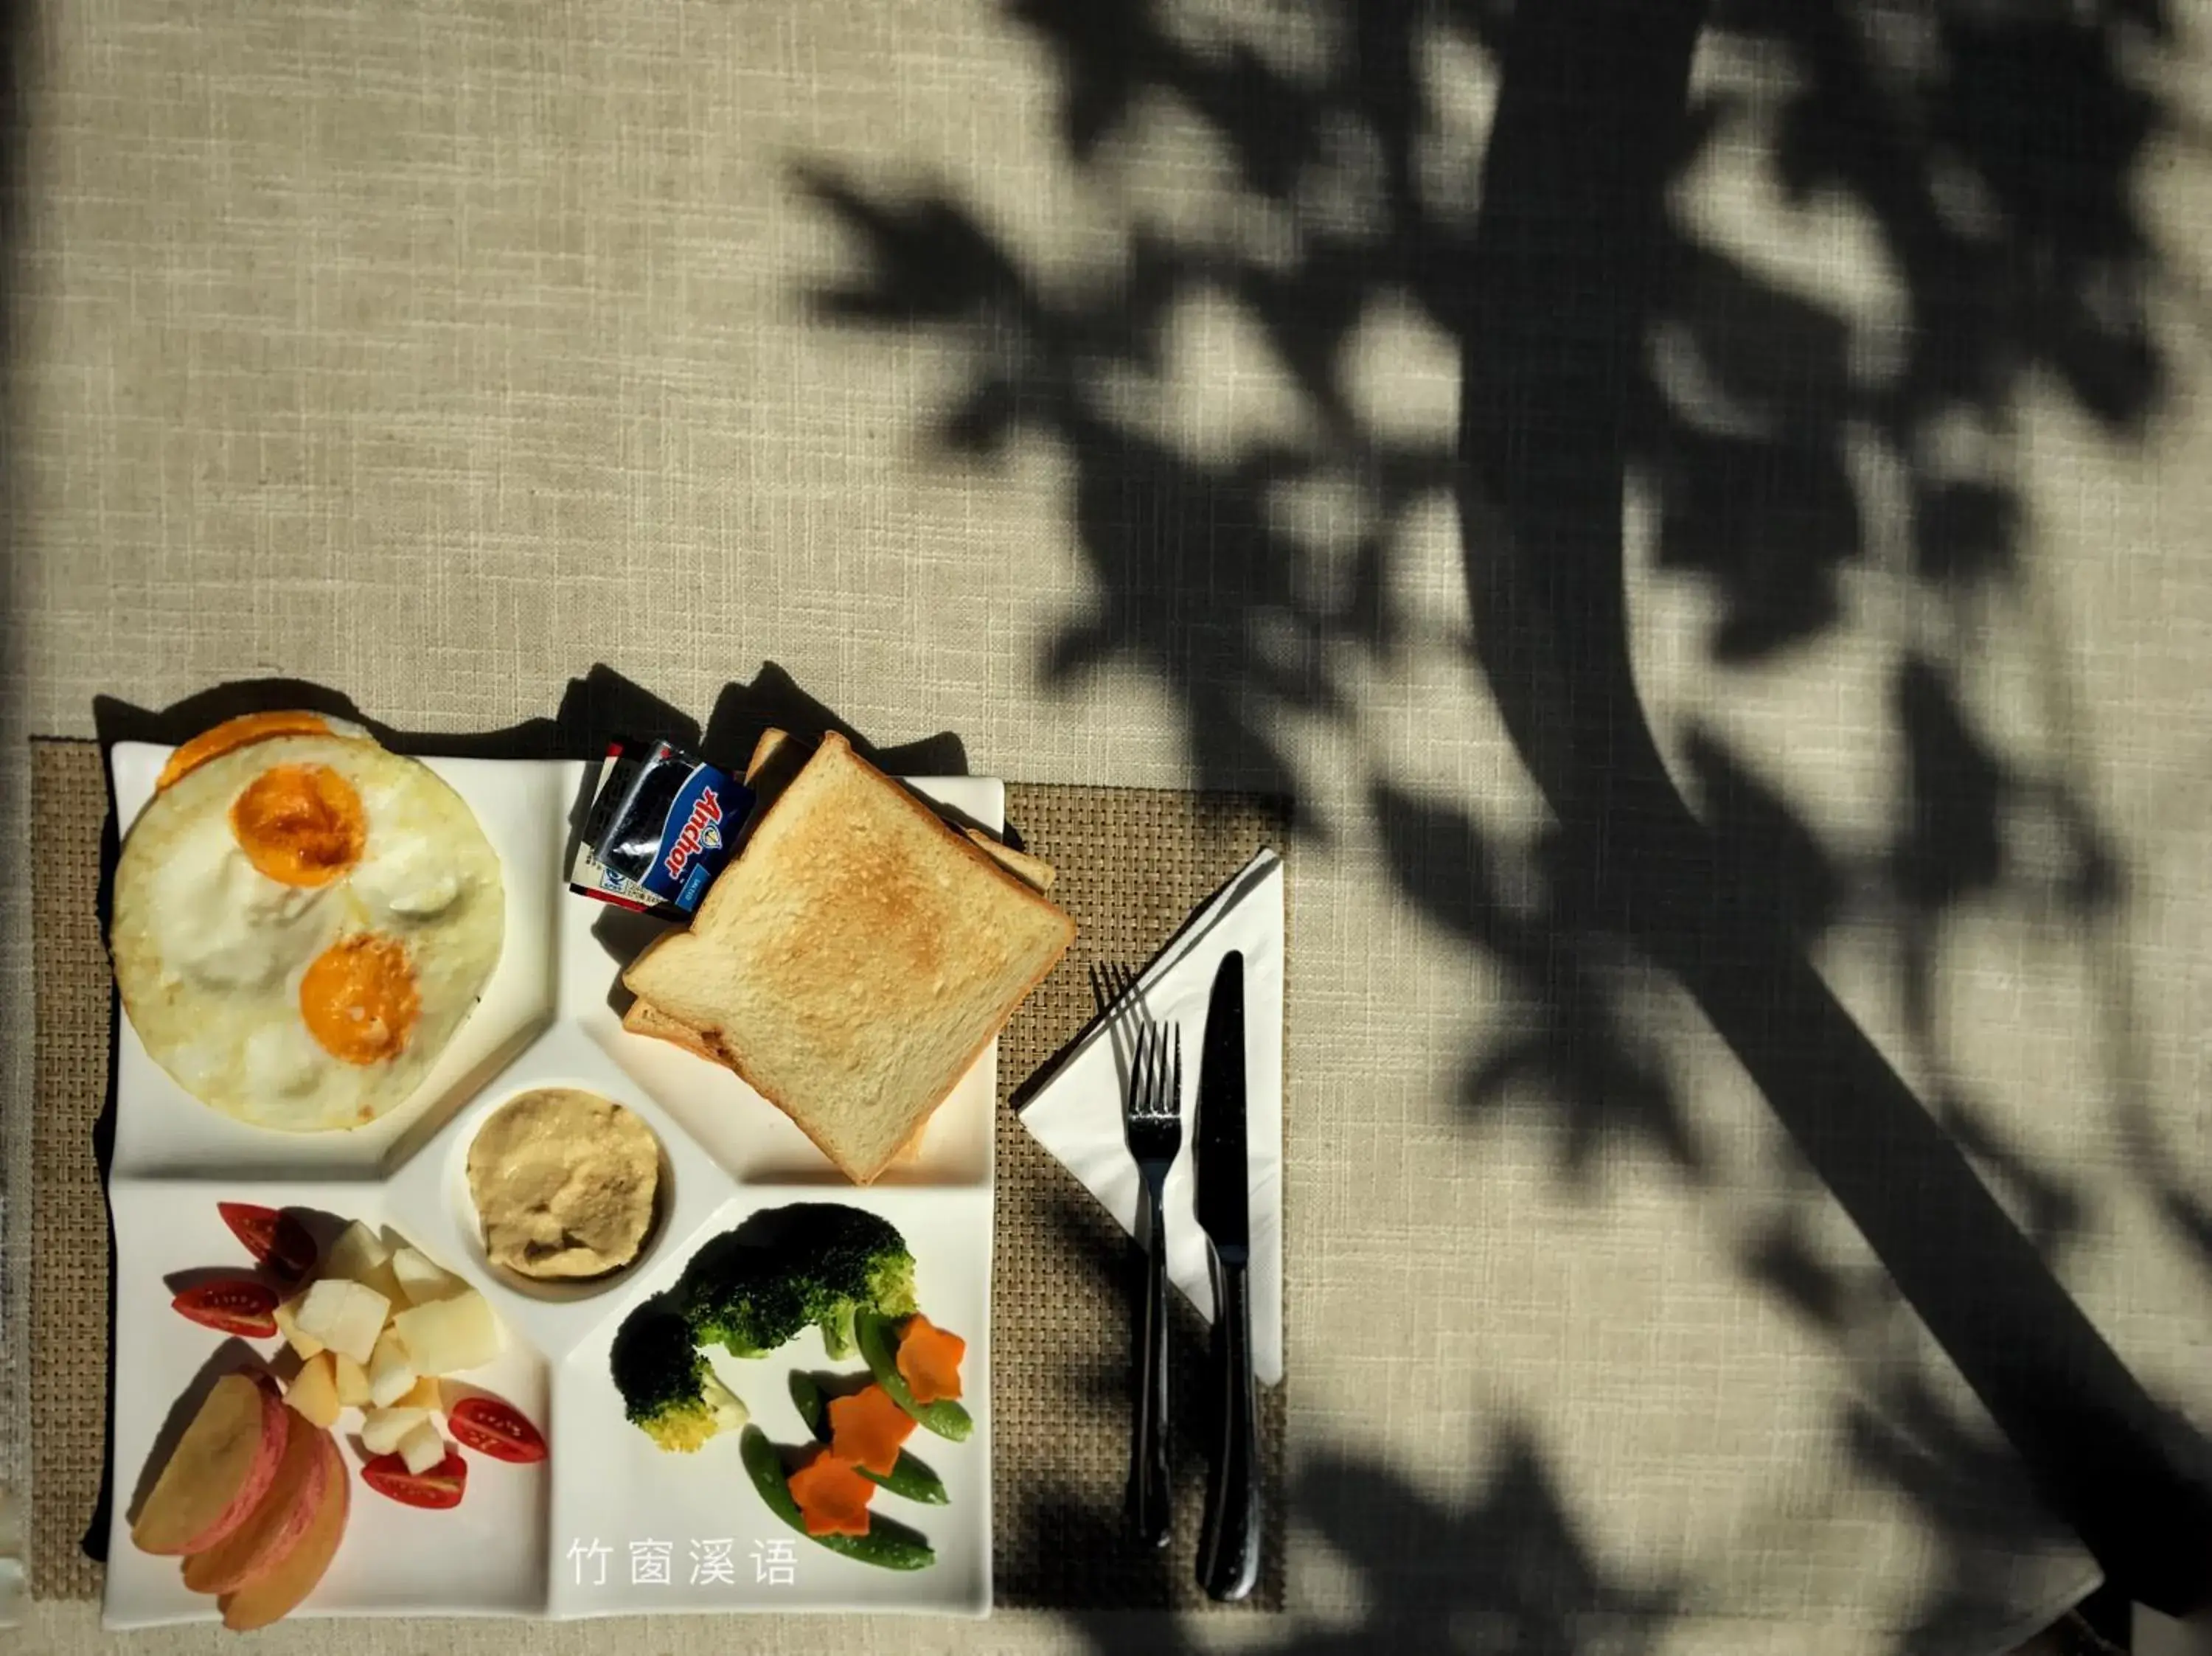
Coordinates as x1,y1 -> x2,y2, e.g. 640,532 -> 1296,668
1093,961 -> 1180,1549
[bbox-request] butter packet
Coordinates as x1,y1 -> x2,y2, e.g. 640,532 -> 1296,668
568,738 -> 753,918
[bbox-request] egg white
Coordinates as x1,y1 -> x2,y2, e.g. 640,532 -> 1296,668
111,734 -> 506,1132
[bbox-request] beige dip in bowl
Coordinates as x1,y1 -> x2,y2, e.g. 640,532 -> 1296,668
466,1087 -> 661,1280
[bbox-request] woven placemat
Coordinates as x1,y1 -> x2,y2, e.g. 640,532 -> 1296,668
28,740 -> 115,1604
993,782 -> 1289,1612
26,740 -> 1288,1612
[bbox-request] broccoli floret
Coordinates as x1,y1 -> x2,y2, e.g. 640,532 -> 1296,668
671,1206 -> 920,1360
610,1303 -> 748,1453
605,1208 -> 925,1454
682,1250 -> 811,1358
790,1206 -> 919,1358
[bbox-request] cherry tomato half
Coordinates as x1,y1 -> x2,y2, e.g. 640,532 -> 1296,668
171,1278 -> 279,1338
360,1450 -> 467,1510
448,1396 -> 548,1465
217,1202 -> 317,1283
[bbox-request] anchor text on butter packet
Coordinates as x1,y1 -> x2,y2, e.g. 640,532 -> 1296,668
566,1537 -> 796,1588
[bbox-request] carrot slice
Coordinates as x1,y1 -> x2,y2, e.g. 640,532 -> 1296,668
894,1315 -> 967,1405
787,1447 -> 874,1537
827,1384 -> 917,1475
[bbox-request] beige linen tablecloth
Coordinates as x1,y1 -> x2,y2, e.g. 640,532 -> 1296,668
6,0 -> 2212,1651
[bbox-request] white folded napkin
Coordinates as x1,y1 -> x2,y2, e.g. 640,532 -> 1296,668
1017,848 -> 1284,1385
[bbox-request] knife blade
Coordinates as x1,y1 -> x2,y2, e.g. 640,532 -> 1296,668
1194,950 -> 1260,1601
1194,951 -> 1249,1259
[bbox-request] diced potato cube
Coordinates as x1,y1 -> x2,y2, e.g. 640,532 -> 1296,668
271,1296 -> 323,1360
284,1352 -> 340,1429
331,1351 -> 371,1408
390,1289 -> 501,1377
360,1406 -> 431,1455
396,1420 -> 448,1477
293,1278 -> 390,1365
390,1247 -> 466,1307
367,1329 -> 417,1408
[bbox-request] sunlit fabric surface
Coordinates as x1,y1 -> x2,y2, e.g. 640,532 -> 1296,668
6,1 -> 2212,1651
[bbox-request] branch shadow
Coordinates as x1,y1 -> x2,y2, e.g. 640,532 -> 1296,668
1060,1432 -> 1681,1656
1009,1173 -> 1675,1652
797,0 -> 2210,1641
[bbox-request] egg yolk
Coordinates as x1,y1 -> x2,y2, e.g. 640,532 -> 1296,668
299,935 -> 420,1065
158,711 -> 335,791
229,763 -> 366,888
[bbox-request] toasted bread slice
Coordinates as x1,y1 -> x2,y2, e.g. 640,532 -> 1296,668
751,727 -> 1056,891
620,996 -> 720,1062
622,731 -> 1074,1183
621,997 -> 931,1167
619,731 -> 804,1063
747,727 -> 793,781
964,828 -> 1054,892
625,728 -> 1058,1153
616,728 -> 787,1063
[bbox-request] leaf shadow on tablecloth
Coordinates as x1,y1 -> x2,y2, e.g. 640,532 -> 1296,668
796,0 -> 2210,1647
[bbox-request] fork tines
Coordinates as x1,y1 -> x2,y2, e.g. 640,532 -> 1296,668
1130,1021 -> 1180,1119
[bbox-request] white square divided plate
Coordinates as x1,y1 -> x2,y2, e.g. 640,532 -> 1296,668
102,745 -> 999,1626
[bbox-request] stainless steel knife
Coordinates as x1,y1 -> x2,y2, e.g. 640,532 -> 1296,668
1194,949 -> 1260,1601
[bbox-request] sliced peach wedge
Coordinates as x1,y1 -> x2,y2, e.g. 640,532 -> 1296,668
129,1373 -> 288,1556
180,1409 -> 332,1595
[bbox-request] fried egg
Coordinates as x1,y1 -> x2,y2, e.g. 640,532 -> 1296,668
111,721 -> 505,1133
